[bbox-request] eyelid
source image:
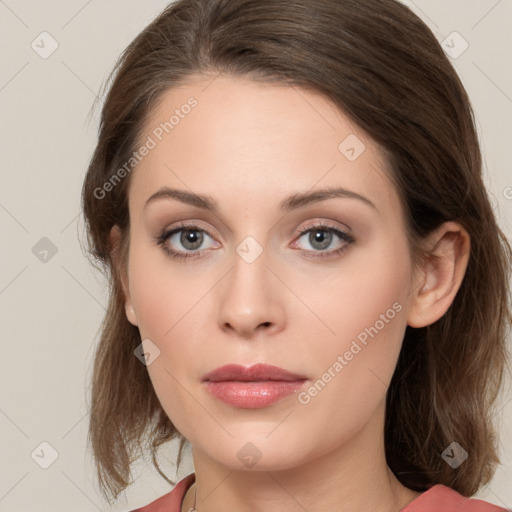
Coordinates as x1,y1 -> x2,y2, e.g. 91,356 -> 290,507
295,219 -> 352,236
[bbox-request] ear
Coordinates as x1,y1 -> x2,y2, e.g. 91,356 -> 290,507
109,225 -> 138,326
407,221 -> 470,328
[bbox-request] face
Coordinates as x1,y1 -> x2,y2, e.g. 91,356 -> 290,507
121,73 -> 418,471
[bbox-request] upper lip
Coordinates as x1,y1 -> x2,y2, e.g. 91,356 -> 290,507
202,363 -> 307,382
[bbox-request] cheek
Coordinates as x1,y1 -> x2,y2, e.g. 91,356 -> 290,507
127,245 -> 206,433
127,240 -> 210,367
294,232 -> 412,410
128,239 -> 190,339
295,229 -> 411,353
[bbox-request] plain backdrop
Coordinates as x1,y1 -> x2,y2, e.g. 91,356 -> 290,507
0,1 -> 511,511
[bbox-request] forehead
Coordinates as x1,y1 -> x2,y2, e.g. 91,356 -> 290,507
129,73 -> 399,219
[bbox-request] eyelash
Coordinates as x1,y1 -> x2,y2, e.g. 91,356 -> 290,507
156,221 -> 355,260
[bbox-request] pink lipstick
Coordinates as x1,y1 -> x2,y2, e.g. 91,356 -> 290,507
202,363 -> 308,408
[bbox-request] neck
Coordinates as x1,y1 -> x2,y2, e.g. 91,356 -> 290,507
181,401 -> 420,512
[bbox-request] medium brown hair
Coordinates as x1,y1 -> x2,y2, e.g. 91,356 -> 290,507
82,0 -> 512,502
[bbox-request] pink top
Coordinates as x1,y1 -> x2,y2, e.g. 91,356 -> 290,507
129,473 -> 509,512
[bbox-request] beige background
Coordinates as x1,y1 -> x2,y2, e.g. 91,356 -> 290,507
0,1 -> 511,510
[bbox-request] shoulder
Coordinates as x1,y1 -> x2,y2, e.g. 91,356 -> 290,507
403,484 -> 509,512
127,473 -> 196,512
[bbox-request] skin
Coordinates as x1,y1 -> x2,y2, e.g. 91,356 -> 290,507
110,73 -> 470,512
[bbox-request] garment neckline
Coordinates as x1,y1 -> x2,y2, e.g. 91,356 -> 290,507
179,475 -> 445,512
401,484 -> 446,510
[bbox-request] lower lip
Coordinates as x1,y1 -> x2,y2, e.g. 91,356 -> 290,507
204,380 -> 307,408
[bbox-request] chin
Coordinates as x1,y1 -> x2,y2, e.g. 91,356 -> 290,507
195,432 -> 315,472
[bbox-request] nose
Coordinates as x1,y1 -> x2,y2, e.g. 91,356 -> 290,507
217,244 -> 286,339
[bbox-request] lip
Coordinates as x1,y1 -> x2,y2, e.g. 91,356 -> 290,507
202,363 -> 307,382
202,364 -> 309,409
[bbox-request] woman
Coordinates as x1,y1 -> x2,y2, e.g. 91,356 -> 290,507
81,0 -> 512,511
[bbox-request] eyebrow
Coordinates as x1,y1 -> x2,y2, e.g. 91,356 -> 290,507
144,186 -> 376,214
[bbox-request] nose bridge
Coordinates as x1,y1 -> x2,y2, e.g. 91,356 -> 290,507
230,233 -> 271,306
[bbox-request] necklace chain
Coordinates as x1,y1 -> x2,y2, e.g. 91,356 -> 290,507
185,484 -> 198,512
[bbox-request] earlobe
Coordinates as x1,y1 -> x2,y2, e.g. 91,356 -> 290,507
407,222 -> 470,328
125,302 -> 138,326
109,225 -> 138,327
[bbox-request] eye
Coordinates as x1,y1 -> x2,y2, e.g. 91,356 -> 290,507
156,223 -> 220,259
293,221 -> 355,259
155,220 -> 355,261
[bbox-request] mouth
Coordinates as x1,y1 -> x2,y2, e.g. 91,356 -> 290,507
202,364 -> 309,409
